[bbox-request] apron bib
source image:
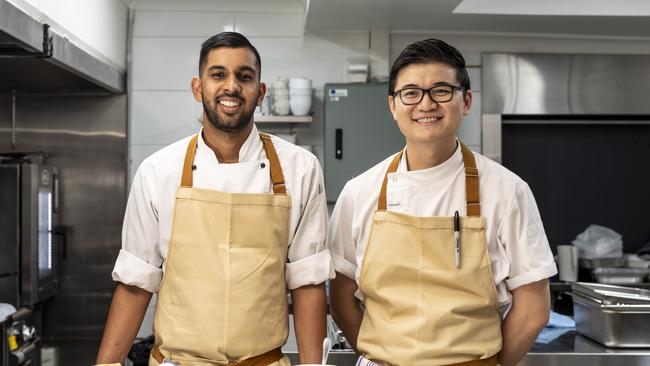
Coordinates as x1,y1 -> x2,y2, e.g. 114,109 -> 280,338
149,134 -> 292,366
356,142 -> 502,366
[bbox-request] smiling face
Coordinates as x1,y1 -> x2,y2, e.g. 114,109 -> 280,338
191,47 -> 266,134
388,62 -> 472,148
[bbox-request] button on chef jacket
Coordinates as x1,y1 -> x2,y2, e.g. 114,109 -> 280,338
328,143 -> 558,316
113,124 -> 334,292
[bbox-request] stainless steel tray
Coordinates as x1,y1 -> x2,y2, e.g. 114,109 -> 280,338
579,256 -> 625,269
571,282 -> 650,305
592,268 -> 649,285
571,292 -> 650,348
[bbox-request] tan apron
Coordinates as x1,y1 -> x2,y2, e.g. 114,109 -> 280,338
149,133 -> 292,366
356,142 -> 502,366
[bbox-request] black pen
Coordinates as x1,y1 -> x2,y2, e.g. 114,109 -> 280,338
454,211 -> 461,268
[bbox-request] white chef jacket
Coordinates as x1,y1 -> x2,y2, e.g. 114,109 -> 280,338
328,143 -> 558,315
113,124 -> 333,292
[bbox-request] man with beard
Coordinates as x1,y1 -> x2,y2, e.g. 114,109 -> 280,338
96,32 -> 332,366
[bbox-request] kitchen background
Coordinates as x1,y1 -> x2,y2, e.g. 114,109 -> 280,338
1,0 -> 650,365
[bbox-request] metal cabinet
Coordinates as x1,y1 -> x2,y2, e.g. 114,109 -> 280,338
324,83 -> 405,203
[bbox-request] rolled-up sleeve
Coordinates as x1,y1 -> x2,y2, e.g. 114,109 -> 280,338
328,182 -> 359,280
500,181 -> 558,291
111,163 -> 164,293
112,249 -> 162,293
286,159 -> 333,290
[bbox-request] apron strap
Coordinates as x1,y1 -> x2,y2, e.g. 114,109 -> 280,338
460,142 -> 481,217
377,151 -> 403,211
180,133 -> 287,194
377,141 -> 481,215
151,345 -> 283,366
260,133 -> 287,194
180,134 -> 200,187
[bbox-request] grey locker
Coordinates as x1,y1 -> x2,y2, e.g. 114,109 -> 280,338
324,83 -> 405,203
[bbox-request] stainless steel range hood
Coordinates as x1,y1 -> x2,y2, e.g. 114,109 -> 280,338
0,0 -> 125,93
482,53 -> 650,115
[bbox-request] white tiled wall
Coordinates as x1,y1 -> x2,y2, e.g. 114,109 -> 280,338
235,13 -> 303,36
132,11 -> 235,37
129,3 -> 371,191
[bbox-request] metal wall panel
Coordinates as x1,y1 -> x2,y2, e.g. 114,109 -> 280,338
0,93 -> 127,365
483,53 -> 650,115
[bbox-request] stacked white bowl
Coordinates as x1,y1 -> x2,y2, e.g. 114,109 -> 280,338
289,78 -> 312,116
272,80 -> 290,115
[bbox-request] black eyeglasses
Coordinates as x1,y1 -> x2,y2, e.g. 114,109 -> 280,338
393,84 -> 465,105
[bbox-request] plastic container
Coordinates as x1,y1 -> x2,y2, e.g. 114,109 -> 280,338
572,225 -> 623,259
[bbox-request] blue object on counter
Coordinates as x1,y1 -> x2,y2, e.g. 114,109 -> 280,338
536,311 -> 576,344
548,311 -> 575,328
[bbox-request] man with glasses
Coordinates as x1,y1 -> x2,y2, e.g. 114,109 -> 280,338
328,39 -> 556,366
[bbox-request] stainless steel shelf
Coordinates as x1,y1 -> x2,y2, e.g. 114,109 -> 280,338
255,115 -> 312,123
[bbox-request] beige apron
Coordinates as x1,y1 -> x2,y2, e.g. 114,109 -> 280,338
356,142 -> 502,366
149,133 -> 292,366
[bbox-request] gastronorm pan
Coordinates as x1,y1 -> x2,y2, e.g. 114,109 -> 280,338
570,291 -> 650,348
570,282 -> 650,305
579,256 -> 625,269
591,267 -> 649,285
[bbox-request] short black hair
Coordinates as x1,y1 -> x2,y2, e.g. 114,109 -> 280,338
199,32 -> 261,77
389,38 -> 470,96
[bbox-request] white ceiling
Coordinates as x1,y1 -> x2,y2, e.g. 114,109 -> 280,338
304,0 -> 650,38
454,0 -> 650,16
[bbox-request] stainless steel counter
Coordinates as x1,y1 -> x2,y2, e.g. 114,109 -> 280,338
287,332 -> 650,366
522,331 -> 650,366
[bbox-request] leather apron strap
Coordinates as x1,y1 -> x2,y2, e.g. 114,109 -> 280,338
377,150 -> 403,211
180,133 -> 287,194
448,354 -> 498,366
377,141 -> 480,216
259,133 -> 287,194
151,345 -> 283,366
360,354 -> 498,366
181,134 -> 200,187
459,142 -> 480,217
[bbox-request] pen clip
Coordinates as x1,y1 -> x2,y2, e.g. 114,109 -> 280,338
454,210 -> 461,268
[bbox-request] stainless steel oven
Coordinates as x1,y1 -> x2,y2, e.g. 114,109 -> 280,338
0,157 -> 59,307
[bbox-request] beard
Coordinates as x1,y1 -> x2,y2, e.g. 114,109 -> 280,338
202,91 -> 258,133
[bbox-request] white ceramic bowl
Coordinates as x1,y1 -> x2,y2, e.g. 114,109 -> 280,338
273,80 -> 288,89
273,94 -> 289,104
289,77 -> 312,88
289,87 -> 312,96
272,88 -> 289,96
289,95 -> 311,116
273,99 -> 290,115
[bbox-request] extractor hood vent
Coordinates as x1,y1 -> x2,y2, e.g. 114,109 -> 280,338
0,0 -> 124,93
0,24 -> 52,58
